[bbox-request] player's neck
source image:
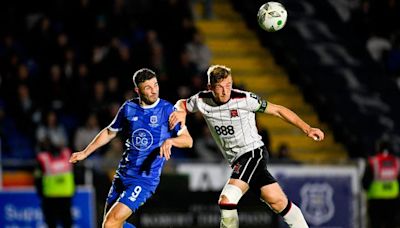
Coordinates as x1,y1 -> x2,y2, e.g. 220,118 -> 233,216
212,95 -> 230,105
140,98 -> 160,109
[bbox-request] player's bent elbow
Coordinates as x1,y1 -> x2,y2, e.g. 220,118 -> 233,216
187,137 -> 193,148
175,135 -> 193,148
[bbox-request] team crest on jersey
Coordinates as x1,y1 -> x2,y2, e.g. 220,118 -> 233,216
149,115 -> 158,127
300,183 -> 335,226
233,163 -> 242,174
230,109 -> 239,118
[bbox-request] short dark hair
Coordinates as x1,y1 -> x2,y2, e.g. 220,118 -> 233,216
207,65 -> 231,86
132,68 -> 156,87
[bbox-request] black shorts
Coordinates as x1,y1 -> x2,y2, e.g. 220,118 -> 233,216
230,146 -> 277,190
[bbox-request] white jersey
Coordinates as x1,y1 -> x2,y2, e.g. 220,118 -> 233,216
184,89 -> 267,164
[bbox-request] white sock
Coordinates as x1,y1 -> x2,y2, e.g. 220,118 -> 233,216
281,202 -> 309,228
220,209 -> 239,228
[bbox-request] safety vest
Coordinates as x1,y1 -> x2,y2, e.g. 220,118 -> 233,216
37,148 -> 75,197
367,152 -> 400,199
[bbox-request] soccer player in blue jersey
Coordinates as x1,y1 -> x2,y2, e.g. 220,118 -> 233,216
69,68 -> 193,228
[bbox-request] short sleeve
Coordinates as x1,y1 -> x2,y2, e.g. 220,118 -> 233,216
185,93 -> 200,113
108,103 -> 127,131
247,92 -> 268,113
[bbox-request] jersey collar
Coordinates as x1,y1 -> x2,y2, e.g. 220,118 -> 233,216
212,96 -> 230,106
141,98 -> 160,109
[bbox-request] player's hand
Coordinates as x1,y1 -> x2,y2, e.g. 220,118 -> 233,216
160,139 -> 173,160
69,151 -> 88,163
169,111 -> 186,130
307,127 -> 324,141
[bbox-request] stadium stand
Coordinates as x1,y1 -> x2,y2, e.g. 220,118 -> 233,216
231,0 -> 400,158
194,0 -> 347,163
0,0 -> 201,160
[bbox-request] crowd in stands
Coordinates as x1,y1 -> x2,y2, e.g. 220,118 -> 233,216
0,0 -> 216,161
351,0 -> 400,154
232,0 -> 400,157
351,0 -> 400,89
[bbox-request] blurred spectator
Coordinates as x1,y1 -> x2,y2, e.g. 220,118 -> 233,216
386,32 -> 400,79
43,64 -> 68,111
36,110 -> 68,148
11,84 -> 40,136
190,0 -> 214,20
89,80 -> 109,125
72,63 -> 92,117
63,47 -> 76,81
185,29 -> 212,74
35,137 -> 75,228
146,30 -> 165,73
54,33 -> 70,66
106,75 -> 122,103
7,63 -> 37,98
133,30 -> 164,73
366,34 -> 391,64
93,15 -> 111,47
28,16 -> 56,66
190,73 -> 206,93
271,143 -> 300,164
155,0 -> 193,68
102,137 -> 124,176
114,42 -> 136,91
73,113 -> 100,151
173,50 -> 198,86
362,139 -> 400,228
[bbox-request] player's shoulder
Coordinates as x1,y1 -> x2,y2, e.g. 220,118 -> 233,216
157,98 -> 171,105
198,90 -> 213,99
158,98 -> 175,109
231,89 -> 248,99
231,89 -> 262,103
231,89 -> 257,99
125,98 -> 141,107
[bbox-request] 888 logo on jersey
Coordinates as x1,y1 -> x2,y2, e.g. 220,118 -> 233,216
214,125 -> 235,135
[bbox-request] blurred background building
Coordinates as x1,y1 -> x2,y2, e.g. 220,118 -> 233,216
1,0 -> 399,227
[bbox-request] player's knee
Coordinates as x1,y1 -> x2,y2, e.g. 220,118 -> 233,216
218,184 -> 243,209
103,213 -> 124,228
218,184 -> 243,228
218,195 -> 230,205
267,196 -> 288,213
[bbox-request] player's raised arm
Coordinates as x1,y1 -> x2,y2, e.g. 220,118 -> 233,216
264,102 -> 324,141
69,128 -> 117,163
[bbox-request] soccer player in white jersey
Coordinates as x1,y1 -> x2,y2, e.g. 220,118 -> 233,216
169,65 -> 324,228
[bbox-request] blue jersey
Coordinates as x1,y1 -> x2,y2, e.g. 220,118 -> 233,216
108,98 -> 180,187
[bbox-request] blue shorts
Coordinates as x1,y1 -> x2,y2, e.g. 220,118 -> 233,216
106,177 -> 157,212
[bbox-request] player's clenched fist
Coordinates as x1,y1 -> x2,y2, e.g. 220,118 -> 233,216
69,151 -> 88,163
306,127 -> 324,141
